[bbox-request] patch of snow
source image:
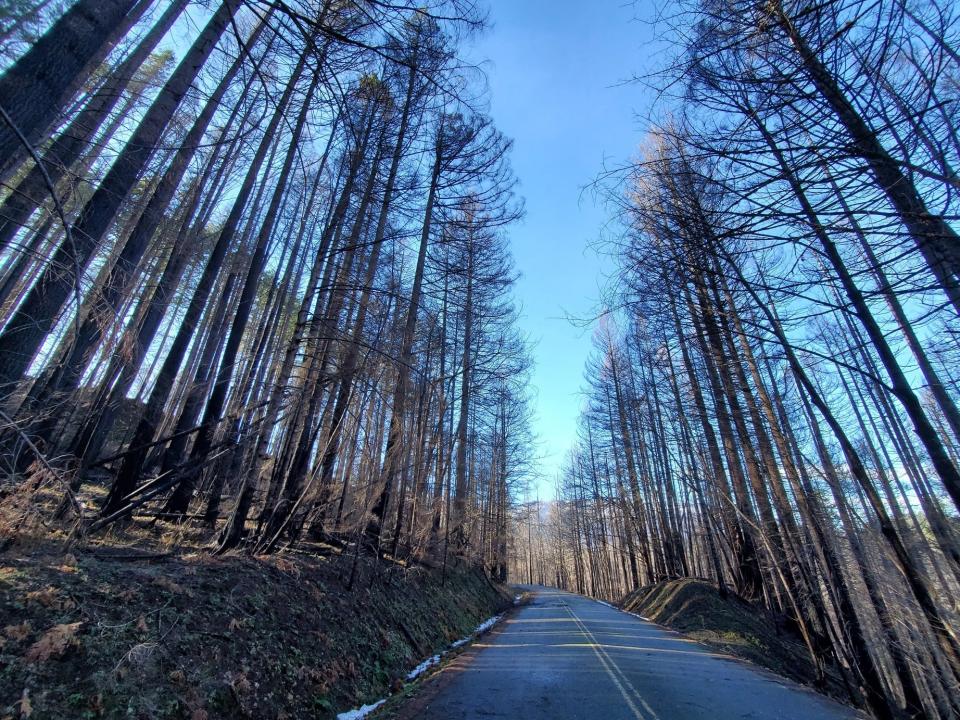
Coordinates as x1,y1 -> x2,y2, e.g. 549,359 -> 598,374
474,613 -> 502,635
335,611 -> 507,719
513,594 -> 522,605
336,699 -> 386,720
406,654 -> 441,681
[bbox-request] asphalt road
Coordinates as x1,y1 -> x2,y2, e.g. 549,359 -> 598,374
405,586 -> 865,720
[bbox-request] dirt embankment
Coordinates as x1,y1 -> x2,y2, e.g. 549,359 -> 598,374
0,541 -> 510,719
621,578 -> 847,700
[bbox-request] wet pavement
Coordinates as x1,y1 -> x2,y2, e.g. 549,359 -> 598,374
407,586 -> 865,720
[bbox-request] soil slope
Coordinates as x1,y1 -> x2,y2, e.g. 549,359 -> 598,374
0,541 -> 510,719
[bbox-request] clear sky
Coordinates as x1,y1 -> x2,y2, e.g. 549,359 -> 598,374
467,1 -> 659,496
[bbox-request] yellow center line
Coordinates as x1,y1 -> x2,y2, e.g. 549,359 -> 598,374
566,604 -> 661,720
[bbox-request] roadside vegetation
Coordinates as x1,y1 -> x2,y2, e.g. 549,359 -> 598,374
0,528 -> 509,719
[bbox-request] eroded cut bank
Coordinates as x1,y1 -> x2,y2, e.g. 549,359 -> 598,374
0,542 -> 511,719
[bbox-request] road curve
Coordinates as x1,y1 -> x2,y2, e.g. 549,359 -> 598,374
401,586 -> 865,720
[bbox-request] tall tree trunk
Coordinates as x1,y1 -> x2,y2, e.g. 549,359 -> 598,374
370,119 -> 443,551
725,255 -> 960,689
0,0 -> 144,181
100,45 -> 307,519
0,0 -> 189,254
769,1 -> 960,315
0,0 -> 240,398
165,58 -> 322,517
450,233 -> 474,551
38,13 -> 270,414
750,110 -> 960,517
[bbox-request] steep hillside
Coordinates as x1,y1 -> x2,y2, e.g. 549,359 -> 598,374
0,540 -> 510,719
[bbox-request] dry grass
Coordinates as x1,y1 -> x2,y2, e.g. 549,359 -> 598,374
0,525 -> 510,719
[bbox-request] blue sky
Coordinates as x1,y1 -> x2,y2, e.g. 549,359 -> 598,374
467,1 -> 659,495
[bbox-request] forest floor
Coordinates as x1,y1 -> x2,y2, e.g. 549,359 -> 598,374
0,523 -> 511,720
620,578 -> 850,703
